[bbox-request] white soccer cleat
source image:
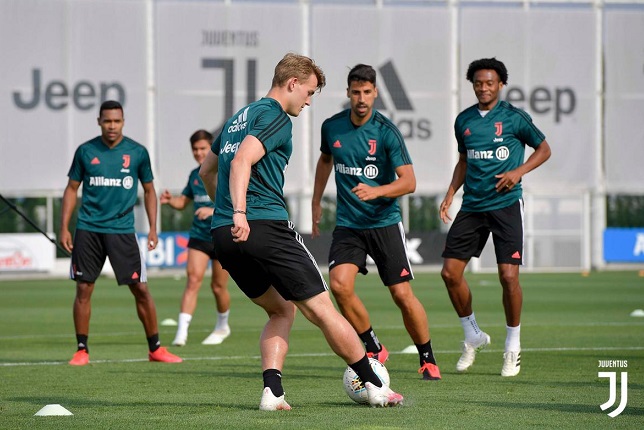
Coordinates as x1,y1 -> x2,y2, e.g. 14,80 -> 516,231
501,350 -> 521,377
456,332 -> 491,373
259,387 -> 291,411
201,326 -> 231,345
365,382 -> 404,407
171,332 -> 187,347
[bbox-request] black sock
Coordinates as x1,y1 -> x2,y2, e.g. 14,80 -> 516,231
350,355 -> 382,388
263,369 -> 284,397
416,340 -> 436,365
358,327 -> 382,354
147,333 -> 160,352
76,334 -> 88,353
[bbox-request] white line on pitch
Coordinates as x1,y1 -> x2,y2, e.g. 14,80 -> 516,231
1,346 -> 643,367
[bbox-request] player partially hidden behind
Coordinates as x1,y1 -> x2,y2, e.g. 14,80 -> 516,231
60,100 -> 182,366
311,64 -> 441,380
199,53 -> 403,410
160,129 -> 232,347
439,58 -> 551,377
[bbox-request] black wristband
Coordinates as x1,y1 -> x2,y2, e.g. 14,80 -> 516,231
232,210 -> 246,215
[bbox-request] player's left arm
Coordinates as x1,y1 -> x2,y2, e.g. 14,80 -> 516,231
229,135 -> 265,243
142,181 -> 158,250
352,164 -> 416,202
495,140 -> 552,191
200,151 -> 219,201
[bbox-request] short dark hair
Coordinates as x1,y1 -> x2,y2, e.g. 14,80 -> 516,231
347,64 -> 377,87
189,129 -> 213,147
99,100 -> 123,117
466,58 -> 508,85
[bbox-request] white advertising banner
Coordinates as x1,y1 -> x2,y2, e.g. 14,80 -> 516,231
311,5 -> 453,194
460,8 -> 597,192
0,233 -> 56,272
155,2 -> 306,194
604,11 -> 644,193
0,0 -> 148,193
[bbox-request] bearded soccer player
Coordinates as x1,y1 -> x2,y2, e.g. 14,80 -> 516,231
439,58 -> 551,377
60,100 -> 182,366
311,64 -> 441,381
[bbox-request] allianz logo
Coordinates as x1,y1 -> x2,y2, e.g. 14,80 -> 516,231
227,107 -> 250,133
335,163 -> 362,176
88,176 -> 134,189
467,149 -> 494,159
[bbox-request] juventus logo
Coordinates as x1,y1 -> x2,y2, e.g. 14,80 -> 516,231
122,154 -> 131,168
368,139 -> 377,155
494,122 -> 503,136
598,371 -> 628,417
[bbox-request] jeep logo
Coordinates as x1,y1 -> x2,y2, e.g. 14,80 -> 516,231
13,68 -> 126,111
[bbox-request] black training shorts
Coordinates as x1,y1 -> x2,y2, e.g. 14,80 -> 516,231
328,222 -> 414,286
212,220 -> 327,301
70,229 -> 146,285
442,199 -> 524,265
188,237 -> 217,260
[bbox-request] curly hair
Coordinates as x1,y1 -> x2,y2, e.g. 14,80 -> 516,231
466,58 -> 508,85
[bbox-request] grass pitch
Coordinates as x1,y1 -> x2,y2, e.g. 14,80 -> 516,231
0,270 -> 642,429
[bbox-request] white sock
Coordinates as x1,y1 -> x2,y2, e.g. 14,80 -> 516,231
215,310 -> 230,331
177,312 -> 192,335
460,313 -> 482,342
505,324 -> 521,352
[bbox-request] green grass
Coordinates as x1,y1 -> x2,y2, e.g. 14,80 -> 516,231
1,271 -> 643,429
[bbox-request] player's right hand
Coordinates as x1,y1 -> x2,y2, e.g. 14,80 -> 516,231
439,195 -> 453,224
160,189 -> 172,204
230,213 -> 250,243
59,229 -> 73,253
311,203 -> 322,239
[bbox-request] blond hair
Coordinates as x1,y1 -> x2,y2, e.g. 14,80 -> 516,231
271,53 -> 326,92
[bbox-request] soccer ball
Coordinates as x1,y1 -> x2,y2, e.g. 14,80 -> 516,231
343,357 -> 390,404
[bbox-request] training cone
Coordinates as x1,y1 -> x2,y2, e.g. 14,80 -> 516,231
161,318 -> 178,326
630,309 -> 644,317
401,345 -> 417,354
34,404 -> 73,416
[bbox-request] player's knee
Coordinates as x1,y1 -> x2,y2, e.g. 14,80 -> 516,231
330,280 -> 354,299
186,272 -> 204,288
441,267 -> 460,287
267,302 -> 297,320
498,269 -> 519,288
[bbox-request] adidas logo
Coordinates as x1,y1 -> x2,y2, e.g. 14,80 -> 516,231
227,107 -> 249,133
512,251 -> 521,259
400,268 -> 410,277
131,272 -> 139,279
91,157 -> 100,165
464,128 -> 471,137
333,140 -> 342,148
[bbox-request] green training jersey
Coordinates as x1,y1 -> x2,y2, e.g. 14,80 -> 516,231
182,167 -> 214,242
320,109 -> 412,229
68,136 -> 154,233
211,98 -> 292,229
455,100 -> 545,212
